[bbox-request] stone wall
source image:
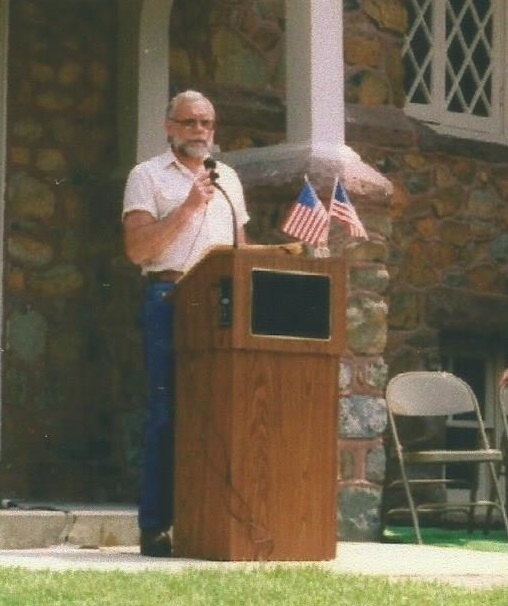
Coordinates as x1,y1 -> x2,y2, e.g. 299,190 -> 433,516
344,0 -> 508,525
3,0 -> 504,540
4,0 -> 146,501
169,0 -> 286,154
332,222 -> 390,540
2,0 -> 395,544
225,144 -> 391,542
344,0 -> 508,366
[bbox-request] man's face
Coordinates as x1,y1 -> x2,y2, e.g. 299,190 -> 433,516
166,100 -> 215,159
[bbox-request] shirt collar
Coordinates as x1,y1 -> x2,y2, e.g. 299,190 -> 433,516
161,147 -> 201,177
161,147 -> 179,168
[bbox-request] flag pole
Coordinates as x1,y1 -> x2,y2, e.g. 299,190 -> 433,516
329,176 -> 369,241
314,176 -> 331,257
307,174 -> 331,249
328,175 -> 339,217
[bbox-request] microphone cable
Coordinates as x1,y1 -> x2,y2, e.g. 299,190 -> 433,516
204,157 -> 238,248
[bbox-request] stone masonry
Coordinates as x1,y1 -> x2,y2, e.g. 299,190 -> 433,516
3,0 -> 396,543
4,0 -> 139,501
17,0 -> 508,542
345,0 -> 508,525
169,0 -> 393,541
229,148 -> 392,542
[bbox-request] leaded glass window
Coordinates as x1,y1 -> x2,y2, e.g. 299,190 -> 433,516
403,0 -> 506,141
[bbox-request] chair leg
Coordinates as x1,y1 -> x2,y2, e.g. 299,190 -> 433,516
487,461 -> 508,540
398,460 -> 423,544
378,445 -> 399,542
467,468 -> 480,534
378,482 -> 388,542
485,460 -> 502,534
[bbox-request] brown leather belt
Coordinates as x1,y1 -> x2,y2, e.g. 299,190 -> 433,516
146,270 -> 183,283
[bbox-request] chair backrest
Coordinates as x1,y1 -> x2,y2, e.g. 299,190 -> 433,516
386,371 -> 477,417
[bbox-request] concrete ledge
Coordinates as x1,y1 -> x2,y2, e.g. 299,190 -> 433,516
0,504 -> 138,549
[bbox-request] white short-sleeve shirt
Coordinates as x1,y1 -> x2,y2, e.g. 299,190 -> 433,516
122,149 -> 250,274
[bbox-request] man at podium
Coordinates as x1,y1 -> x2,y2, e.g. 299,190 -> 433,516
122,90 -> 250,556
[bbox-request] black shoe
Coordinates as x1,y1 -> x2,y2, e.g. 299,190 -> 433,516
140,529 -> 172,557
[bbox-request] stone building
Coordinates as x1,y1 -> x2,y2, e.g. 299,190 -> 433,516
343,0 -> 508,523
0,0 -> 504,542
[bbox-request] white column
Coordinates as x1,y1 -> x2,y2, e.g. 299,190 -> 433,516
286,0 -> 345,148
136,0 -> 173,162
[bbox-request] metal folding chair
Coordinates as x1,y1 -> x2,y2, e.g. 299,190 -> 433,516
381,371 -> 508,544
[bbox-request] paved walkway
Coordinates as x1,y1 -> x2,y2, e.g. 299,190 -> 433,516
1,504 -> 508,589
0,542 -> 508,589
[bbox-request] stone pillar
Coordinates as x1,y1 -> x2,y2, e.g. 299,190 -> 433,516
219,0 -> 392,541
218,0 -> 393,542
223,147 -> 391,542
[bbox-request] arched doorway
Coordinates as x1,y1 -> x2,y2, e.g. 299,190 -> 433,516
168,0 -> 286,153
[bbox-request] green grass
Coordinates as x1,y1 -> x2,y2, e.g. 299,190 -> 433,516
384,526 -> 508,553
0,567 -> 506,605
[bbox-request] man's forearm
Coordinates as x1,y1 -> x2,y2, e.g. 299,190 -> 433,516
123,204 -> 196,266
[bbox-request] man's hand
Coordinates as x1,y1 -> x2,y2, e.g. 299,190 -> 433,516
123,171 -> 215,266
185,169 -> 215,213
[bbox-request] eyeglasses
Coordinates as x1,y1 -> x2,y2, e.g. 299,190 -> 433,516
170,118 -> 216,131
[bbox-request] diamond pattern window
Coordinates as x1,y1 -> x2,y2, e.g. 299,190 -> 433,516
403,0 -> 506,142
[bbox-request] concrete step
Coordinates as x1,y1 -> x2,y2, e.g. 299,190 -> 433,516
0,503 -> 138,549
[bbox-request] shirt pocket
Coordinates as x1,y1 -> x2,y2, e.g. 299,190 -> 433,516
154,190 -> 183,220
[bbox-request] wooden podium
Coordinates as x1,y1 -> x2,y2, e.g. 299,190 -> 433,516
172,246 -> 346,561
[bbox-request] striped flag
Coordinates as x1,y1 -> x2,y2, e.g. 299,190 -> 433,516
281,179 -> 329,246
329,178 -> 368,240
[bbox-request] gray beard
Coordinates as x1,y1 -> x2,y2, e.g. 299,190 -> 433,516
173,140 -> 211,159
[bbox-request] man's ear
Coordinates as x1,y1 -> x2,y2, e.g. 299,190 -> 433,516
164,119 -> 173,143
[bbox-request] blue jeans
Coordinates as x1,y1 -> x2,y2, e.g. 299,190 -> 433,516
138,281 -> 176,531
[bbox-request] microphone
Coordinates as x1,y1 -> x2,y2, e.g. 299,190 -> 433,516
204,157 -> 219,182
204,157 -> 238,248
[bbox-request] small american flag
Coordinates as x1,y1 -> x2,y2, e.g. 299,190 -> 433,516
281,179 -> 330,246
329,178 -> 368,240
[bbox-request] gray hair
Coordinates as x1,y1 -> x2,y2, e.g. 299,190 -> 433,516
165,90 -> 215,120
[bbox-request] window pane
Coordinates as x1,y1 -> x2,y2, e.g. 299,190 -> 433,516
403,0 -> 434,105
445,0 -> 493,117
404,0 -> 503,139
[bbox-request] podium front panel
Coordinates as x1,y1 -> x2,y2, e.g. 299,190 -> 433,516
173,349 -> 338,561
173,247 -> 343,561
